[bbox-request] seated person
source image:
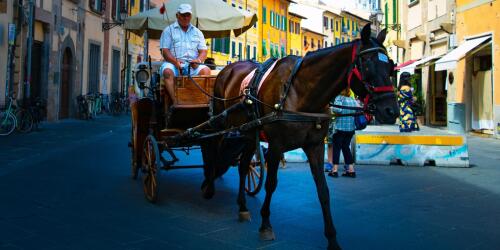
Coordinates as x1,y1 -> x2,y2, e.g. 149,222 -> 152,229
159,3 -> 210,107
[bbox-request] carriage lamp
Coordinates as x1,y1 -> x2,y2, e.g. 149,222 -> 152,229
135,65 -> 150,89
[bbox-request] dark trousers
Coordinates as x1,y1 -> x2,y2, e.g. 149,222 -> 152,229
332,130 -> 355,165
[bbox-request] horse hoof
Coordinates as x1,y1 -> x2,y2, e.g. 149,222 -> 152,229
259,228 -> 275,241
202,184 -> 215,200
238,211 -> 251,222
328,241 -> 342,250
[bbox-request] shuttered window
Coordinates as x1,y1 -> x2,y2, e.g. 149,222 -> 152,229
88,43 -> 101,93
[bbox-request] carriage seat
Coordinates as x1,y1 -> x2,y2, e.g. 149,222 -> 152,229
172,75 -> 216,108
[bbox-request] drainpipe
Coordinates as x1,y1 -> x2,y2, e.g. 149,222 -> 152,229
25,0 -> 35,102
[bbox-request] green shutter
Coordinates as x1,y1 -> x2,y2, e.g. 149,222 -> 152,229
224,37 -> 230,54
385,3 -> 389,27
262,40 -> 267,56
284,17 -> 287,31
214,38 -> 220,52
270,11 -> 274,26
392,0 -> 397,24
263,7 -> 267,24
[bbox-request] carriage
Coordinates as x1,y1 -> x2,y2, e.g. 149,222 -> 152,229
129,61 -> 266,202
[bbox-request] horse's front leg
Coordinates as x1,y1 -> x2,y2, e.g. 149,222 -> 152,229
303,143 -> 341,250
259,145 -> 281,241
236,141 -> 256,222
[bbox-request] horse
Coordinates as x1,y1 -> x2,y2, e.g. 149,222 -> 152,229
201,24 -> 398,249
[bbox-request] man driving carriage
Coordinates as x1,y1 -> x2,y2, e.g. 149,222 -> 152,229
159,3 -> 211,106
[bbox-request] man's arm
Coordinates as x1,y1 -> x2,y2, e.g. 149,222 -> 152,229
162,48 -> 181,70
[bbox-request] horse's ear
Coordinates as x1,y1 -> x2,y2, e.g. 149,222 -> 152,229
361,23 -> 371,44
377,28 -> 387,44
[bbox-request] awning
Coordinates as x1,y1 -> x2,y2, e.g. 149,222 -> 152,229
399,55 -> 441,74
435,36 -> 492,71
395,60 -> 417,70
395,55 -> 440,74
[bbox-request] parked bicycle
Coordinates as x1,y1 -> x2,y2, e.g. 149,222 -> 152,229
0,95 -> 17,136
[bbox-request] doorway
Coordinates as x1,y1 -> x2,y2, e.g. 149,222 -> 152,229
470,48 -> 494,134
60,48 -> 72,119
429,65 -> 447,125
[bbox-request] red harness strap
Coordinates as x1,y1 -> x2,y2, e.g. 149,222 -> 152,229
347,43 -> 362,90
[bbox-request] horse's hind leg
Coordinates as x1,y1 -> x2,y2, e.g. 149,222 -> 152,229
200,138 -> 218,199
259,145 -> 281,241
236,141 -> 256,222
303,143 -> 341,250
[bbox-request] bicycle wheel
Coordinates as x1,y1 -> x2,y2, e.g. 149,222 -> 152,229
0,112 -> 16,136
15,109 -> 34,133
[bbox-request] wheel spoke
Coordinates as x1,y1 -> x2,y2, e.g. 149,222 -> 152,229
251,171 -> 257,188
251,167 -> 260,179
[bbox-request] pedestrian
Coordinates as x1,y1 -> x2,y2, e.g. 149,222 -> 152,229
397,72 -> 420,132
159,3 -> 211,108
327,88 -> 358,178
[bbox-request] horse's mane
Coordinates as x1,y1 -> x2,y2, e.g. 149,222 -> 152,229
304,40 -> 356,59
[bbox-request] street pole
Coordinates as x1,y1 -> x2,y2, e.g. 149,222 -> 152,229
143,0 -> 149,61
25,0 -> 35,102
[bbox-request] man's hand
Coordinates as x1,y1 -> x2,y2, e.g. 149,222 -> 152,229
189,58 -> 201,69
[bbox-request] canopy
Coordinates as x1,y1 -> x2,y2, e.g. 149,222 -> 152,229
123,0 -> 258,39
434,36 -> 491,71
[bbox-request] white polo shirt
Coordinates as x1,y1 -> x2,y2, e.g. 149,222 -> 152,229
160,21 -> 208,62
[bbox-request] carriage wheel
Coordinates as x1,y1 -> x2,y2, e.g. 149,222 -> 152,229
142,135 -> 161,203
245,142 -> 265,196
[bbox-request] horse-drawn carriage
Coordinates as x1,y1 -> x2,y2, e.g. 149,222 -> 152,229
125,3 -> 400,247
129,61 -> 266,202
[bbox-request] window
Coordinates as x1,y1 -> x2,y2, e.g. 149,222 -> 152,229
89,0 -> 105,13
270,11 -> 274,26
330,19 -> 334,30
323,16 -> 328,28
325,41 -> 328,48
246,45 -> 250,60
283,16 -> 287,31
262,7 -> 267,24
276,14 -> 280,29
281,46 -> 285,58
303,36 -> 307,47
139,0 -> 143,11
336,21 -> 339,31
253,46 -> 256,60
311,38 -> 315,49
347,19 -> 350,30
88,43 -> 101,93
289,20 -> 294,33
290,49 -> 293,55
111,49 -> 120,93
336,38 -> 340,45
295,23 -> 300,34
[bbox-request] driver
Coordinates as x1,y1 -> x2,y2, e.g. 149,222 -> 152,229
159,3 -> 210,106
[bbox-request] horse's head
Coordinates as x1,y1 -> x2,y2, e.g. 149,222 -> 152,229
349,24 -> 399,124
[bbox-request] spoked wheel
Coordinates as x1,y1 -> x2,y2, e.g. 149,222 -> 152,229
0,112 -> 16,136
246,140 -> 266,196
142,135 -> 161,203
16,109 -> 33,133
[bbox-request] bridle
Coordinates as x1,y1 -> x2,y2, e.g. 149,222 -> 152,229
346,41 -> 395,114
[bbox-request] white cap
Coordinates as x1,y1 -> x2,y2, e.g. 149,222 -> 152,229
177,3 -> 192,14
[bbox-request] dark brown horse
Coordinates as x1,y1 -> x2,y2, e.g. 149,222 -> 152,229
202,24 -> 398,249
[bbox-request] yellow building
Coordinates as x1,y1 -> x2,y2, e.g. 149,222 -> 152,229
438,0 -> 499,136
301,28 -> 326,54
322,10 -> 342,47
287,12 -> 305,56
340,11 -> 369,43
126,0 -> 146,85
208,0 -> 259,66
258,0 -> 294,61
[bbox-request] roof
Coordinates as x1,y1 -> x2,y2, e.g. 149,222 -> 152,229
289,11 -> 307,19
341,10 -> 370,22
301,27 -> 327,37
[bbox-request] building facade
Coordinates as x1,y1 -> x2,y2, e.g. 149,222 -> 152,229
401,0 -> 455,126
443,0 -> 499,136
301,27 -> 325,54
288,12 -> 305,56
